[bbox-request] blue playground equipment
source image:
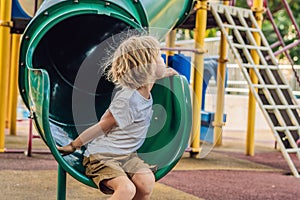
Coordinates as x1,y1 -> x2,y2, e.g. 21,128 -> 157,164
12,0 -> 31,19
163,53 -> 192,83
11,0 -> 31,34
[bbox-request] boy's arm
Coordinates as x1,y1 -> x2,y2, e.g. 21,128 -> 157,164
57,110 -> 116,155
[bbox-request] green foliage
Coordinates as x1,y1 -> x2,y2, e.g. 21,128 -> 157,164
236,0 -> 300,64
206,28 -> 218,37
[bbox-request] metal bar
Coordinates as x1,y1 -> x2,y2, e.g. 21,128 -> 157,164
164,30 -> 176,66
223,24 -> 259,32
26,118 -> 33,157
57,165 -> 67,200
252,84 -> 290,89
246,0 -> 264,156
160,47 -> 205,54
232,43 -> 269,51
274,126 -> 300,131
281,0 -> 300,39
265,8 -> 285,49
0,0 -> 12,152
263,105 -> 300,109
213,0 -> 230,146
286,149 -> 300,153
190,0 -> 208,158
273,40 -> 300,57
270,41 -> 282,49
242,63 -> 278,70
8,34 -> 21,136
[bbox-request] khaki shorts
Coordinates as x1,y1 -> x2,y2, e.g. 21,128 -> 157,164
83,152 -> 157,194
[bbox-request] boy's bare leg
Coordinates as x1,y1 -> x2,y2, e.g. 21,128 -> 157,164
103,176 -> 136,200
131,169 -> 155,200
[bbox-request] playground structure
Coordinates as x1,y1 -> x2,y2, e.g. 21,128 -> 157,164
1,0 -> 300,199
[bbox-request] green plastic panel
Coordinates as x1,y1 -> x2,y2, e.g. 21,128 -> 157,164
141,0 -> 194,32
138,76 -> 192,179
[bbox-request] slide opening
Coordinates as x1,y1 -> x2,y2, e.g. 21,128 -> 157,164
32,14 -> 134,127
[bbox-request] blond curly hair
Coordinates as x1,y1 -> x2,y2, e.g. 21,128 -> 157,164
107,35 -> 160,89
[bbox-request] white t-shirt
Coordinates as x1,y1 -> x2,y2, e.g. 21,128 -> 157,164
84,87 -> 153,156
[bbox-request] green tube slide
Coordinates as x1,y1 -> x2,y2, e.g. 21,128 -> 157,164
19,0 -> 193,188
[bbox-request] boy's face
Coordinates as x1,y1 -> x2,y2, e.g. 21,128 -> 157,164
154,54 -> 166,78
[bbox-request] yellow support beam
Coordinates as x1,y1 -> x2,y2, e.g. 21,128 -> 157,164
213,0 -> 230,146
0,0 -> 13,152
8,34 -> 21,136
6,34 -> 12,130
165,29 -> 176,66
190,0 -> 207,158
246,0 -> 264,156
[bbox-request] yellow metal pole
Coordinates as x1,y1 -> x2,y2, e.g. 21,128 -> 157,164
165,29 -> 176,66
246,0 -> 264,156
190,0 -> 207,158
213,0 -> 230,146
8,34 -> 21,136
6,34 -> 12,129
0,0 -> 13,152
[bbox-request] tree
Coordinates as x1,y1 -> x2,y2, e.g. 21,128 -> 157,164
236,0 -> 300,65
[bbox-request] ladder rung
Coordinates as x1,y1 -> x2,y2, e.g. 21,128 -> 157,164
242,63 -> 279,70
252,84 -> 290,89
286,148 -> 300,153
270,41 -> 282,49
263,105 -> 300,109
223,24 -> 260,32
274,126 -> 300,131
233,43 -> 269,51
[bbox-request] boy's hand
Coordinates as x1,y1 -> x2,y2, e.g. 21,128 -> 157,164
164,68 -> 179,77
57,142 -> 76,156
